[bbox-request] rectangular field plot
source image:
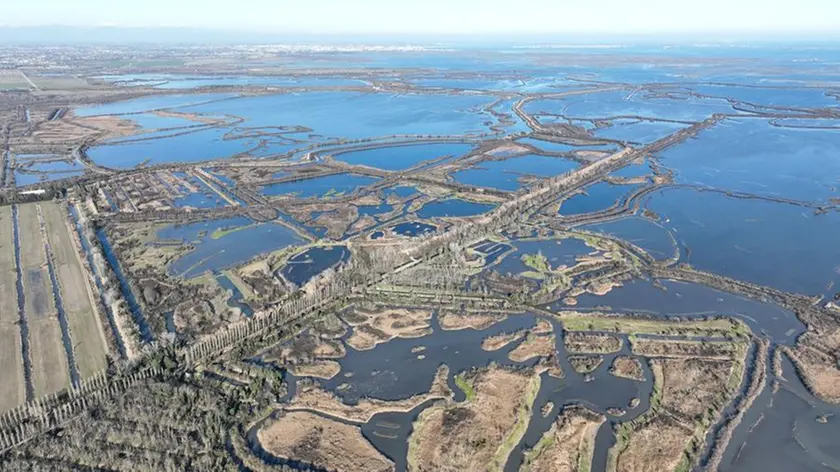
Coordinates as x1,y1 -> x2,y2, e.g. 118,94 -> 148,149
0,206 -> 18,324
17,204 -> 68,397
18,204 -> 56,320
0,207 -> 25,412
0,70 -> 31,90
41,202 -> 107,378
28,320 -> 69,395
0,326 -> 25,413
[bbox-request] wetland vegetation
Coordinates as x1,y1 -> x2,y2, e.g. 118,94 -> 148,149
1,40 -> 839,472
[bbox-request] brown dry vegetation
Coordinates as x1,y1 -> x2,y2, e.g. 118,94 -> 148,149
614,416 -> 693,472
631,338 -> 741,359
610,356 -> 645,381
509,334 -> 557,362
569,355 -> 604,374
565,332 -> 622,354
522,406 -> 605,472
408,367 -> 540,472
258,411 -> 394,472
41,202 -> 107,378
438,311 -> 506,331
533,319 -> 554,335
344,308 -> 432,351
786,344 -> 840,402
288,364 -> 452,423
482,330 -> 526,351
0,207 -> 25,412
287,360 -> 342,379
18,204 -> 69,396
16,115 -> 138,147
0,206 -> 19,325
537,356 -> 566,379
264,334 -> 346,363
612,346 -> 747,472
788,328 -> 840,402
659,358 -> 735,420
0,326 -> 25,413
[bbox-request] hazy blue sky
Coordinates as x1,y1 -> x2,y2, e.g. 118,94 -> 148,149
5,0 -> 839,35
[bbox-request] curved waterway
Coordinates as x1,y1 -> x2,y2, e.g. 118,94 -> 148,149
247,312 -> 655,471
556,278 -> 805,344
718,355 -> 840,472
504,330 -> 654,472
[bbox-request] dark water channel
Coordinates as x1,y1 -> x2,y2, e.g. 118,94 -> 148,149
718,355 -> 840,472
247,312 -> 655,471
96,227 -> 154,342
504,330 -> 653,472
558,278 -> 805,344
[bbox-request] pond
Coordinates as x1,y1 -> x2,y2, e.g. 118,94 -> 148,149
278,246 -> 351,287
559,278 -> 805,344
391,221 -> 437,237
559,182 -> 636,216
417,199 -> 495,218
593,120 -> 686,143
493,237 -> 595,277
158,217 -> 305,279
656,118 -> 840,203
333,142 -> 474,171
641,186 -> 840,297
452,154 -> 579,191
580,216 -> 676,260
260,174 -> 380,199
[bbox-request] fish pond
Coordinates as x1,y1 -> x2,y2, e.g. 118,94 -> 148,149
416,199 -> 495,218
452,154 -> 579,191
278,246 -> 351,287
260,174 -> 379,199
332,142 -> 474,171
157,217 -> 305,278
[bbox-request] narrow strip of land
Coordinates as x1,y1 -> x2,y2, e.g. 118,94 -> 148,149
0,206 -> 26,413
41,202 -> 108,379
18,203 -> 70,397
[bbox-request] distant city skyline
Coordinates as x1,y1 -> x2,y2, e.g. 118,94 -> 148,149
4,0 -> 840,37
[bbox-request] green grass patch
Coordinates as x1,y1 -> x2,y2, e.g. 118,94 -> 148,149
455,373 -> 476,402
493,374 -> 542,470
210,223 -> 255,240
556,314 -> 750,338
522,252 -> 550,273
607,360 -> 663,472
579,435 -> 594,472
521,423 -> 557,472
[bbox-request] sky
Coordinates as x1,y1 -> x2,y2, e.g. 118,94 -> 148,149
4,0 -> 840,36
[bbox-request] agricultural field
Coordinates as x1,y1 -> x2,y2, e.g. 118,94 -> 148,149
0,202 -> 108,413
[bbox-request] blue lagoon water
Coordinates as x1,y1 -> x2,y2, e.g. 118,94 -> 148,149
642,187 -> 840,296
657,118 -> 840,203
279,246 -> 351,286
334,143 -> 473,171
452,154 -> 579,191
559,182 -> 635,215
158,218 -> 305,278
417,199 -> 495,218
261,174 -> 379,198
